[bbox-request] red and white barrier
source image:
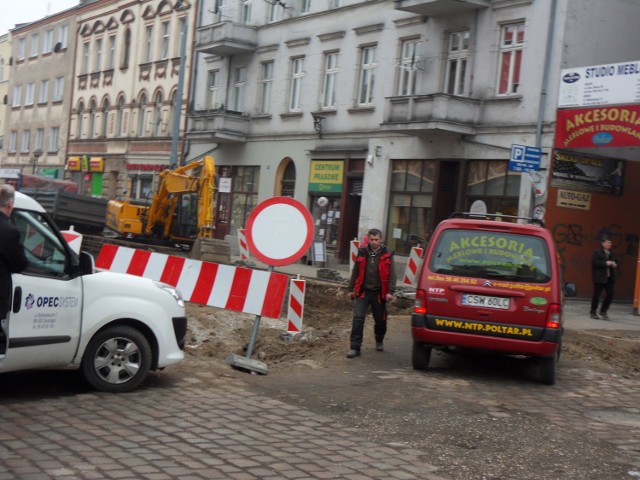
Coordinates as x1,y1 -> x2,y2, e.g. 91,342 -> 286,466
95,244 -> 288,318
349,239 -> 360,273
287,278 -> 306,333
403,246 -> 424,286
61,227 -> 83,254
237,228 -> 250,260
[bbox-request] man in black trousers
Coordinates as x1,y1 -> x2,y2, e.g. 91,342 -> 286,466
590,237 -> 617,320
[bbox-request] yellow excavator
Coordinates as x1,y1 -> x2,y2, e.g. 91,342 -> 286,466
105,155 -> 216,249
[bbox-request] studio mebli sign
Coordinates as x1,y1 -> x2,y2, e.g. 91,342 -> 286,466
558,60 -> 640,108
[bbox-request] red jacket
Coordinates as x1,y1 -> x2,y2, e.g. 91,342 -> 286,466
353,247 -> 394,298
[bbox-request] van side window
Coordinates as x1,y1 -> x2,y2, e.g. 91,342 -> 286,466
430,229 -> 551,283
13,210 -> 69,278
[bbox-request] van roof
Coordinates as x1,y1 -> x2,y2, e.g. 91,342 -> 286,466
437,217 -> 548,235
14,191 -> 46,213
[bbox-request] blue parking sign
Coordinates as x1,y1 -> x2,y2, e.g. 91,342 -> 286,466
509,144 -> 541,172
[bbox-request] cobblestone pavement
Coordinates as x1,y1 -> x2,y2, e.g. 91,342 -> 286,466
0,367 -> 446,480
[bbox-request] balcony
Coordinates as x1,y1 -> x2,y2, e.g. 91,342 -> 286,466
380,94 -> 480,136
196,22 -> 257,56
394,0 -> 489,16
187,109 -> 249,143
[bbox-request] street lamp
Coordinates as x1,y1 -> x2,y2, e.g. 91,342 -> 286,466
31,148 -> 43,174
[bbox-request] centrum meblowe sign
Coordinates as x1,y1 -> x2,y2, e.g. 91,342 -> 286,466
308,160 -> 344,193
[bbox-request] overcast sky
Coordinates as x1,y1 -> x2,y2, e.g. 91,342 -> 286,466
2,1 -> 80,35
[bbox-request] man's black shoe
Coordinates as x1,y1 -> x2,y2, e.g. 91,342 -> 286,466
599,312 -> 609,320
346,349 -> 361,359
376,342 -> 384,352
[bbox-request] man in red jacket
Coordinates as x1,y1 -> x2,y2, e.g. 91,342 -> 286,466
346,228 -> 396,358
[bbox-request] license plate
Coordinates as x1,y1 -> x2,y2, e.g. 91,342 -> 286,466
461,294 -> 510,310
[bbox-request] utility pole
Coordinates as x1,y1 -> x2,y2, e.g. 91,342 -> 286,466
170,16 -> 187,168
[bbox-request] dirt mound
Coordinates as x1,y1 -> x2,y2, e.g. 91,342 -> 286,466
183,280 -> 640,376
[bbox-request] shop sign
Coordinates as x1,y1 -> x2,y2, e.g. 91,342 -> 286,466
555,105 -> 640,149
556,189 -> 591,210
67,157 -> 81,171
89,157 -> 104,172
558,60 -> 640,108
551,150 -> 624,196
309,160 -> 343,193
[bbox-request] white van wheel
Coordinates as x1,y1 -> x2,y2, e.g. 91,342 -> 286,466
412,341 -> 432,370
81,326 -> 152,393
538,354 -> 557,385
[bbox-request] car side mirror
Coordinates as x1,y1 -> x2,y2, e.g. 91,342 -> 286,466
79,251 -> 95,275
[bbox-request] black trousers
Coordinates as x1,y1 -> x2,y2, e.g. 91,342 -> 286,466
591,279 -> 615,314
349,290 -> 387,350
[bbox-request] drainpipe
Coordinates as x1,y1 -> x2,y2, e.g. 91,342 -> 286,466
521,0 -> 558,218
170,17 -> 188,168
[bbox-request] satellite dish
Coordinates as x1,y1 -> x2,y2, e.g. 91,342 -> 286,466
53,42 -> 62,53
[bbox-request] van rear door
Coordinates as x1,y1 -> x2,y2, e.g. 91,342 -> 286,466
426,227 -> 553,335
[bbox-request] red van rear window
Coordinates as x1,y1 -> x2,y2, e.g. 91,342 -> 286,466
429,229 -> 551,283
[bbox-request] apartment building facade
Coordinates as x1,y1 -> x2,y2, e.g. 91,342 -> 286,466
0,11 -> 76,179
66,0 -> 197,198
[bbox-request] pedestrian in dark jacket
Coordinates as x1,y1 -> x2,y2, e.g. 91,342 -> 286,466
346,228 -> 396,358
590,237 -> 617,320
0,184 -> 28,325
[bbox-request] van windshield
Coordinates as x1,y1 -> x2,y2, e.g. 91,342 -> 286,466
429,229 -> 551,283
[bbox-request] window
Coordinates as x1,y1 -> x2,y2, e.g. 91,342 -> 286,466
94,38 -> 103,71
233,67 -> 246,112
289,57 -> 304,111
21,130 -> 30,152
52,76 -> 64,101
8,131 -> 17,153
43,29 -> 53,54
35,128 -> 44,151
386,160 -> 435,254
397,39 -> 419,96
48,127 -> 59,152
301,0 -> 311,13
39,79 -> 49,103
24,83 -> 35,106
466,160 -> 520,214
77,102 -> 85,138
12,85 -> 22,107
144,25 -> 154,63
107,35 -> 116,69
0,58 -> 4,81
88,100 -> 97,138
446,31 -> 470,96
58,25 -> 68,49
121,27 -> 131,69
357,46 -> 376,106
269,3 -> 281,22
101,99 -> 110,137
331,0 -> 341,7
207,70 -> 220,109
160,21 -> 170,59
259,62 -> 273,114
229,166 -> 260,235
138,94 -> 147,135
30,33 -> 39,57
17,38 -> 26,60
498,23 -> 524,95
129,174 -> 154,200
116,96 -> 125,136
14,210 -> 69,277
214,0 -> 226,22
153,92 -> 163,136
321,52 -> 338,109
81,42 -> 90,74
241,0 -> 252,24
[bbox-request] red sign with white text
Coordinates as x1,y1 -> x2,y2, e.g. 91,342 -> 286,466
555,105 -> 640,149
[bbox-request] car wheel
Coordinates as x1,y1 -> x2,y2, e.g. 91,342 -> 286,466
412,341 -> 432,370
538,354 -> 557,385
81,326 -> 152,393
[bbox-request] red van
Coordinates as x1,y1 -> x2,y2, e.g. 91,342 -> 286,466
411,213 -> 575,384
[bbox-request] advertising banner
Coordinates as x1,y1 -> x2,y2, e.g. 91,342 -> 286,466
551,150 -> 624,195
555,105 -> 640,149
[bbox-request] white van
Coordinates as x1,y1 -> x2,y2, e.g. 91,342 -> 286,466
0,192 -> 186,392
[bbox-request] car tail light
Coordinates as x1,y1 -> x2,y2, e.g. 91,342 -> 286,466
546,304 -> 561,329
414,289 -> 427,314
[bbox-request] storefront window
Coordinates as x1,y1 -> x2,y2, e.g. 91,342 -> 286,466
387,160 -> 435,254
229,166 -> 259,235
466,160 -> 519,215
